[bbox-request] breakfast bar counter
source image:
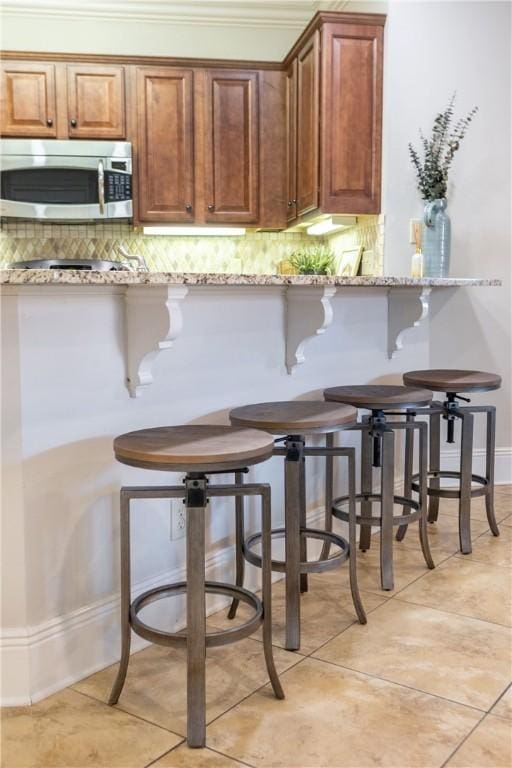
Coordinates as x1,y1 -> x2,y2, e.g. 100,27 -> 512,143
0,267 -> 502,706
0,269 -> 500,287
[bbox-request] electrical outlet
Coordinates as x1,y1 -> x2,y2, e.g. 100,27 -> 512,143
170,499 -> 186,540
409,218 -> 422,244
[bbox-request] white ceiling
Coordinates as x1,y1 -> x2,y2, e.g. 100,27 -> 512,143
0,1 -> 349,29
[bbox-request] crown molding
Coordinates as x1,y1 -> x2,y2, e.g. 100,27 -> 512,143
1,0 -> 348,29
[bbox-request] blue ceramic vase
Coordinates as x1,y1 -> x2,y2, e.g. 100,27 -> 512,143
422,198 -> 451,277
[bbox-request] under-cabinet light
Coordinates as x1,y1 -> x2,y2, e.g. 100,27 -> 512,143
306,216 -> 357,236
143,226 -> 246,236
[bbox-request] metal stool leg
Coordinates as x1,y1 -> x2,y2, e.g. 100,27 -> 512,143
459,411 -> 474,554
485,407 -> 500,537
360,417 -> 373,552
320,431 -> 334,561
186,480 -> 207,748
227,471 -> 245,619
396,412 -> 415,542
417,421 -> 435,570
380,429 -> 395,590
108,491 -> 132,706
299,452 -> 308,594
284,439 -> 302,651
261,485 -> 285,699
347,448 -> 366,624
428,410 -> 441,523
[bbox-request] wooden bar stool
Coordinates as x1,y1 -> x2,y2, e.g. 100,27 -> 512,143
108,425 -> 284,748
399,369 -> 502,553
324,385 -> 435,591
228,401 -> 366,652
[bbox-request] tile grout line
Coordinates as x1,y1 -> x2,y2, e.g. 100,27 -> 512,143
390,594 -> 512,629
203,653 -> 309,736
485,681 -> 512,715
203,745 -> 257,768
143,740 -> 185,768
70,686 -> 186,741
438,712 -> 487,768
295,594 -> 393,659
391,593 -> 512,629
143,739 -> 257,768
306,654 -> 489,715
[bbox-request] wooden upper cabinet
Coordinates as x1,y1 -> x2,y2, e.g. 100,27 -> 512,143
67,65 -> 126,139
320,21 -> 383,213
136,68 -> 194,222
285,61 -> 297,223
204,70 -> 259,223
296,31 -> 320,219
0,62 -> 57,137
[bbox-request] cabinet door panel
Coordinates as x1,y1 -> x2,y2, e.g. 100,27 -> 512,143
67,65 -> 125,139
321,22 -> 383,213
137,68 -> 194,222
1,62 -> 57,137
296,31 -> 320,218
204,70 -> 259,223
286,61 -> 298,223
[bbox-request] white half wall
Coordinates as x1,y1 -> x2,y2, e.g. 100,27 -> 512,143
1,283 -> 432,704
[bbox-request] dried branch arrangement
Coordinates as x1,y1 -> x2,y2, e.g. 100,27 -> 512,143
409,94 -> 478,201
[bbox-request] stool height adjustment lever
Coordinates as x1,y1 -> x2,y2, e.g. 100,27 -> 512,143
443,393 -> 471,443
185,477 -> 208,508
370,411 -> 386,468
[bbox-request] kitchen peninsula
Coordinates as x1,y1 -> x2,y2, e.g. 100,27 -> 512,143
1,262 -> 502,711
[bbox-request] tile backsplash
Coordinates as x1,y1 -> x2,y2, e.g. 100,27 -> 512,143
0,216 -> 384,275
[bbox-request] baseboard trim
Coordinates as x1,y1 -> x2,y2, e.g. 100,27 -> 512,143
0,542 -> 243,706
439,447 -> 511,485
1,512 -> 329,707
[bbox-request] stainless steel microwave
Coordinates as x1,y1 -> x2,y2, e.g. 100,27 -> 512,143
0,139 -> 132,221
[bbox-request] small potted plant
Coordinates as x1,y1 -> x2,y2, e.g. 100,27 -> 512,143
288,245 -> 336,275
409,94 -> 477,277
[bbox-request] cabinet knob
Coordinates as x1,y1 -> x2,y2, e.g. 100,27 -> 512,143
185,203 -> 192,212
207,204 -> 215,212
292,198 -> 297,204
46,118 -> 53,127
287,200 -> 292,207
70,118 -> 77,128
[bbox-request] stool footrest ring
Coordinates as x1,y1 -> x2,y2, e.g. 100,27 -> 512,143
411,471 -> 489,499
332,494 -> 421,527
243,527 -> 349,574
130,581 -> 262,648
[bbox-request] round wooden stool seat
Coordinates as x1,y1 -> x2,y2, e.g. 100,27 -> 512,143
324,384 -> 432,411
403,369 -> 502,394
229,400 -> 357,435
114,425 -> 274,472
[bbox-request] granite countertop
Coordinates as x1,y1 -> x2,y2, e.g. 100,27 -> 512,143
0,270 -> 502,287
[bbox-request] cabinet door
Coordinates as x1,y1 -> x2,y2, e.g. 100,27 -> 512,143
1,62 -> 57,137
204,70 -> 259,223
67,65 -> 125,138
320,22 -> 383,213
286,60 -> 298,223
137,68 -> 194,222
296,31 -> 320,218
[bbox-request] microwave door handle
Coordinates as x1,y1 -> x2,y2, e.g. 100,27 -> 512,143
97,159 -> 105,215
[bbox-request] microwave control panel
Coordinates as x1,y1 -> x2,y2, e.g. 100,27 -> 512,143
105,171 -> 132,202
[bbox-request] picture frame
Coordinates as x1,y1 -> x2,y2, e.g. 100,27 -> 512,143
336,245 -> 363,276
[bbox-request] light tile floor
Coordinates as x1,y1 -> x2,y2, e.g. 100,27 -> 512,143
2,487 -> 511,768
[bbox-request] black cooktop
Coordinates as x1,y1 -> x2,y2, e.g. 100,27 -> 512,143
11,259 -> 128,271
